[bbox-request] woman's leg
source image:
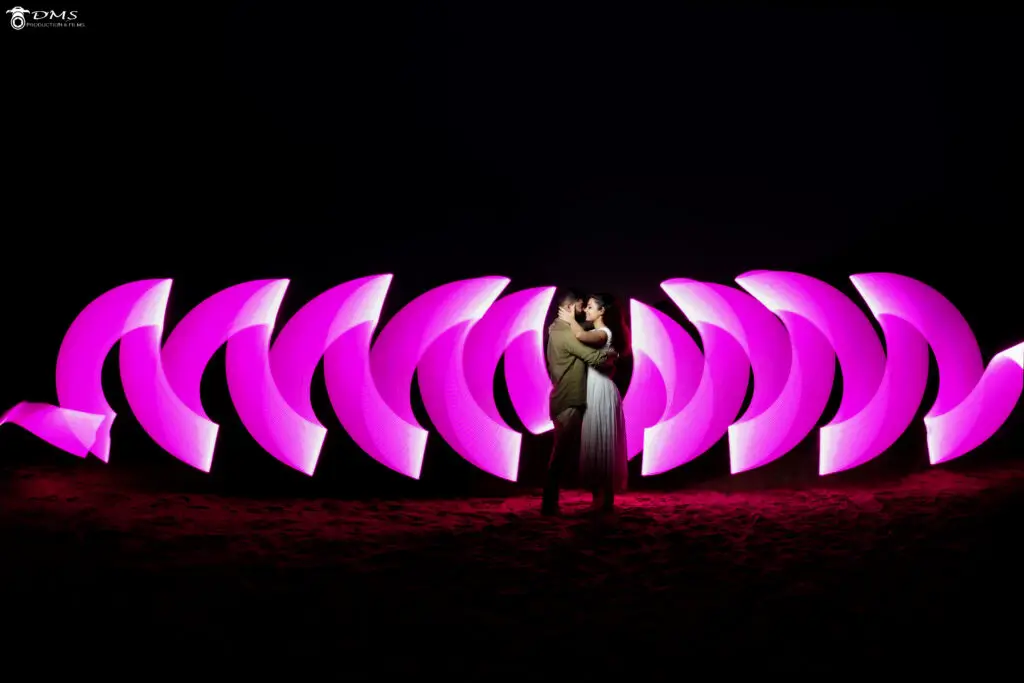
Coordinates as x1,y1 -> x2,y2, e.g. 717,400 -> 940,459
602,481 -> 615,511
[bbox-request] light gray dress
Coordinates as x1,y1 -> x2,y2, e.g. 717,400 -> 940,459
579,326 -> 629,493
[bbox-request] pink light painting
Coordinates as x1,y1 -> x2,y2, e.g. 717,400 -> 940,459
246,275 -> 393,475
327,277 -> 554,480
4,279 -> 185,464
125,279 -> 288,474
415,281 -> 551,482
445,286 -> 556,479
2,271 -> 1021,483
733,271 -> 1024,475
621,300 -> 702,461
642,280 -> 752,476
1,275 -> 556,482
0,276 -> 396,475
848,273 -> 1024,466
699,279 -> 834,475
735,271 -> 889,476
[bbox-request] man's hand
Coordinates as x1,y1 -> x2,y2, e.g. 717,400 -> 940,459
599,349 -> 619,373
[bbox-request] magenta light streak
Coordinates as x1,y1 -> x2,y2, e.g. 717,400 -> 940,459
0,402 -> 104,457
499,290 -> 559,435
926,343 -> 1024,463
736,271 -> 888,475
50,279 -> 173,463
821,313 -> 929,472
420,324 -> 516,478
757,310 -> 836,466
463,287 -> 556,436
325,321 -> 428,479
419,285 -> 553,481
370,278 -> 509,423
365,277 -> 508,478
268,275 -> 392,434
850,273 -> 1024,465
236,275 -> 392,476
645,280 -> 750,476
622,300 -> 703,460
135,279 -> 288,473
701,283 -> 835,475
2,272 -> 1020,482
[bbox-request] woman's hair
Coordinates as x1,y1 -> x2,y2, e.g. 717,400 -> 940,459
589,292 -> 631,357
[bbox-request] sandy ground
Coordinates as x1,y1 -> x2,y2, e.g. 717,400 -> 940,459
2,455 -> 1023,674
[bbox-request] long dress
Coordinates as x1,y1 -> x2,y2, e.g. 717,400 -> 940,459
579,326 -> 629,493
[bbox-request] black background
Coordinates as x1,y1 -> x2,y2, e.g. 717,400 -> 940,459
3,3 -> 1021,495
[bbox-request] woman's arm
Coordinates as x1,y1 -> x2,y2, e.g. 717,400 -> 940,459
573,324 -> 608,347
557,308 -> 608,347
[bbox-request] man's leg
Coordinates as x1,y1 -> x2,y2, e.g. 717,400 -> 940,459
542,407 -> 582,514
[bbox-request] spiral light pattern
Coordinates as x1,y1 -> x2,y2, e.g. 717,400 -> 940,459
2,272 -> 1020,480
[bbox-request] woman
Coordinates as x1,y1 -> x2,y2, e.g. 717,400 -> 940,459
557,293 -> 630,511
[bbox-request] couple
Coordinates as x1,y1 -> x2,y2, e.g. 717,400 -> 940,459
542,289 -> 630,515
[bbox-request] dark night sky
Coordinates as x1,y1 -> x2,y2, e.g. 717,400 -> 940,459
3,3 -> 1021,414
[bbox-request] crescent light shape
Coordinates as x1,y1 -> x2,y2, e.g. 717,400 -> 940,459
622,299 -> 704,461
418,284 -> 551,481
327,277 -> 509,479
644,280 -> 750,475
3,271 -> 1019,483
850,272 -> 1023,465
736,271 -> 888,475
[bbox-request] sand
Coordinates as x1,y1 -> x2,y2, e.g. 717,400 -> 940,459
2,456 -> 1022,673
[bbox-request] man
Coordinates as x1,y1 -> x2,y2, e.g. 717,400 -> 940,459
542,289 -> 615,515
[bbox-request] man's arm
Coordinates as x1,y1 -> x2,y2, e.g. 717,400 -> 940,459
598,350 -> 618,373
559,331 -> 609,368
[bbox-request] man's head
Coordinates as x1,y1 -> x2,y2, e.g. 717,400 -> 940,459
555,288 -> 585,321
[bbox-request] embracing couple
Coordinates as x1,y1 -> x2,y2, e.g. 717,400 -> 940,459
542,289 -> 630,516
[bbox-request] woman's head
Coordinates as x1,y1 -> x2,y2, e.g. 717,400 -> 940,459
584,293 -> 616,322
585,293 -> 631,356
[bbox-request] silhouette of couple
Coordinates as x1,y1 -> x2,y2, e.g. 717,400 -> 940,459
542,289 -> 630,515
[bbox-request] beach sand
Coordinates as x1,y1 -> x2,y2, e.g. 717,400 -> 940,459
2,455 -> 1022,673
